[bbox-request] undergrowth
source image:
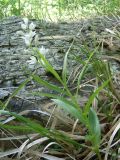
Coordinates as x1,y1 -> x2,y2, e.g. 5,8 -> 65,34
0,18 -> 120,160
0,0 -> 120,20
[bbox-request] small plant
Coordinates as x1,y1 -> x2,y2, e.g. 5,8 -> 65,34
0,18 -> 120,160
0,18 -> 114,160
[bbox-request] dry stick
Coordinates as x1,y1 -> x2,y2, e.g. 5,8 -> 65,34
104,120 -> 120,160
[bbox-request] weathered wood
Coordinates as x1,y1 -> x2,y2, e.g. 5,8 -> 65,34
0,16 -> 120,112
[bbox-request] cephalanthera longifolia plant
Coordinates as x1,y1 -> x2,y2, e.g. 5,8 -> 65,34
0,18 -> 111,160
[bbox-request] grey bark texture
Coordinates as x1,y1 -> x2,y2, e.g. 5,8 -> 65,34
0,16 -> 120,113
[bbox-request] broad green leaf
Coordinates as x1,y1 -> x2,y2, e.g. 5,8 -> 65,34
31,91 -> 81,113
52,99 -> 86,124
31,91 -> 79,108
88,107 -> 101,146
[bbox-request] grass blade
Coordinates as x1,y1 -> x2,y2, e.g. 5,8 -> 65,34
84,79 -> 110,115
76,50 -> 94,94
0,110 -> 81,149
3,78 -> 30,109
32,74 -> 67,94
62,39 -> 74,84
62,50 -> 69,84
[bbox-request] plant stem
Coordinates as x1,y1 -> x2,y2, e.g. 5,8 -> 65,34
96,150 -> 102,160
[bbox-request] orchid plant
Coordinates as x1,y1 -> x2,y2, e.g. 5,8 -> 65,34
17,18 -> 36,46
12,17 -> 105,160
17,18 -> 49,69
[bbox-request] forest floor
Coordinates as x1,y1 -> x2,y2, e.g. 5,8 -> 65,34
0,15 -> 120,160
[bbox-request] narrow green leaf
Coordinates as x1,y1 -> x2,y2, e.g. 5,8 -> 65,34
84,79 -> 110,115
76,50 -> 94,94
0,110 -> 46,134
4,78 -> 30,109
32,91 -> 63,99
0,110 -> 80,149
62,40 -> 73,84
0,123 -> 33,132
62,50 -> 69,84
32,74 -> 67,94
